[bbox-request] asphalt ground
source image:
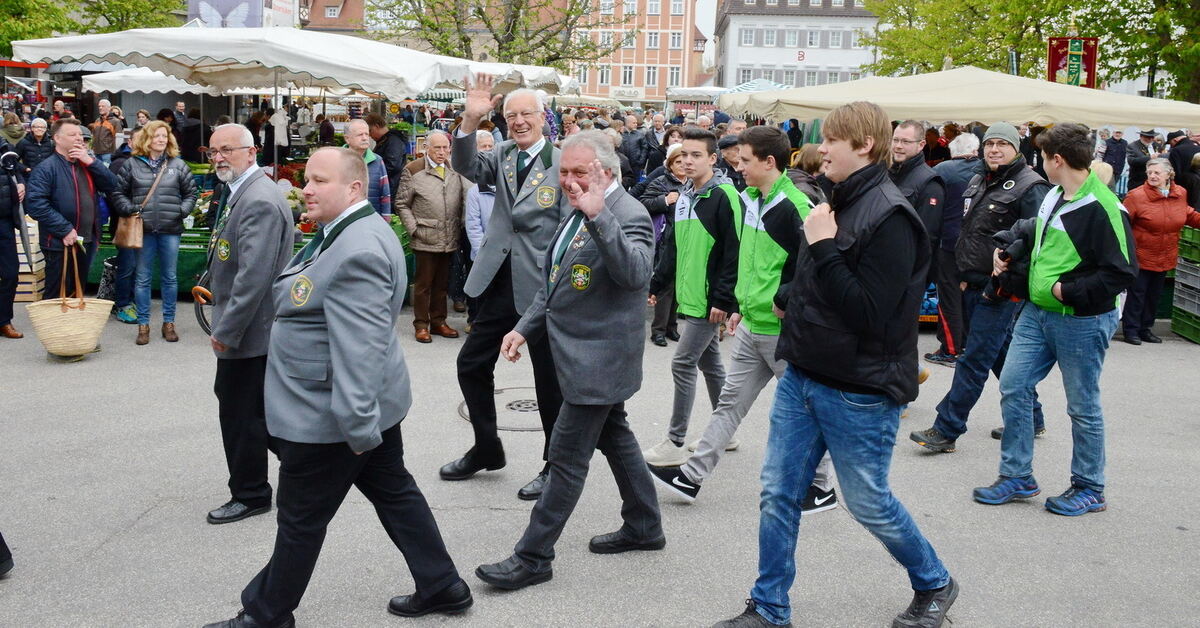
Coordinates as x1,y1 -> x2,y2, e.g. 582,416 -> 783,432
1,301 -> 1198,627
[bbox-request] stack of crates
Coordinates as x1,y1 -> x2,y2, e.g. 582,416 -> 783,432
15,219 -> 45,302
1173,226 -> 1200,343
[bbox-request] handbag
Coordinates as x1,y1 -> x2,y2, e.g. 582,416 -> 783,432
114,164 -> 167,249
26,245 -> 113,357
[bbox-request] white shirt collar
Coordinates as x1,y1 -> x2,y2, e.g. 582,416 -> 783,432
426,155 -> 445,169
517,137 -> 546,160
603,178 -> 620,199
322,200 -> 371,234
226,163 -> 260,197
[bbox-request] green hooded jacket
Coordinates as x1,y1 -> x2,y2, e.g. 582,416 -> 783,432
736,174 -> 812,335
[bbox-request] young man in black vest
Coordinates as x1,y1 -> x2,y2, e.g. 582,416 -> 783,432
713,102 -> 957,628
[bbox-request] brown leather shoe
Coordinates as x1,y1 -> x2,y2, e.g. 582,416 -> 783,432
453,300 -> 467,313
136,325 -> 150,345
432,324 -> 459,338
162,322 -> 179,342
0,323 -> 23,339
415,328 -> 432,343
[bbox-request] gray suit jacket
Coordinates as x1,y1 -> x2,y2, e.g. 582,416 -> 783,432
208,168 -> 295,359
452,133 -> 570,313
263,202 -> 412,453
515,187 -> 654,405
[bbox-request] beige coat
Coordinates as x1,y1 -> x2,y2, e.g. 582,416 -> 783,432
395,158 -> 469,253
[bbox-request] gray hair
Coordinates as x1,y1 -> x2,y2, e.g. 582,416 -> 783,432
426,129 -> 451,143
213,123 -> 254,147
475,129 -> 494,142
948,133 -> 980,157
602,127 -> 622,148
561,130 -> 621,176
346,118 -> 369,131
503,88 -> 545,112
30,118 -> 47,128
98,98 -> 111,107
1146,157 -> 1174,178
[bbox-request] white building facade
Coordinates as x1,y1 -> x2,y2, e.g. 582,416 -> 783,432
715,0 -> 876,88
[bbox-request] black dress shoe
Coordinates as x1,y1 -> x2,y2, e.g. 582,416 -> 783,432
665,330 -> 680,342
389,578 -> 473,617
517,471 -> 548,501
588,529 -> 666,554
439,449 -> 506,481
1140,330 -> 1163,343
475,555 -> 552,590
651,333 -> 668,347
1123,333 -> 1142,345
0,557 -> 12,577
206,500 -> 271,525
202,609 -> 294,628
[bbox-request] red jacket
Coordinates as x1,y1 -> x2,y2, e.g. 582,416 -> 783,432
1124,182 -> 1200,271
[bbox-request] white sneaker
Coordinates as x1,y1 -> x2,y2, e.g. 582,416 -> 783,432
686,438 -> 740,453
642,439 -> 689,466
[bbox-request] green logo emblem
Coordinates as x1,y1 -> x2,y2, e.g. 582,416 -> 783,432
570,264 -> 591,290
537,185 -> 557,208
291,275 -> 313,306
216,238 -> 231,261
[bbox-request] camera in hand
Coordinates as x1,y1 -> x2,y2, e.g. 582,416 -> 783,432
985,232 -> 1031,302
0,151 -> 20,173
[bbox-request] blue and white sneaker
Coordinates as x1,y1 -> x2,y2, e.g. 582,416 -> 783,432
972,476 -> 1040,505
1044,486 -> 1106,516
114,305 -> 137,324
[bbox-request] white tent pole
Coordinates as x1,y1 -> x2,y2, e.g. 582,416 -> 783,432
273,68 -> 279,180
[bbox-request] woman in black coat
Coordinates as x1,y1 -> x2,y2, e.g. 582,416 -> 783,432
641,125 -> 683,178
639,144 -> 686,346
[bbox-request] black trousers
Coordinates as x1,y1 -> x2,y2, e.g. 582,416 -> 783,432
0,220 -> 16,326
934,249 -> 966,355
42,241 -> 97,301
214,356 -> 273,508
241,424 -> 460,626
1121,268 -> 1167,336
456,261 -> 562,463
514,401 -> 662,572
0,530 -> 10,565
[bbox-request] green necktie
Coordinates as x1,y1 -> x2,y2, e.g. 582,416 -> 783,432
298,228 -> 326,263
517,150 -> 528,173
207,187 -> 232,259
553,214 -> 583,270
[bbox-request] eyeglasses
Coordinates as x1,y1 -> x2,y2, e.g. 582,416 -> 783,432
208,146 -> 253,159
891,138 -> 920,145
504,110 -> 541,122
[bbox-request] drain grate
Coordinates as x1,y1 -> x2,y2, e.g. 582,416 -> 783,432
457,387 -> 544,432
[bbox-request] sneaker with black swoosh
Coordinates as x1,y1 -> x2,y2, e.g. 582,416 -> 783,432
800,485 -> 838,514
646,463 -> 700,501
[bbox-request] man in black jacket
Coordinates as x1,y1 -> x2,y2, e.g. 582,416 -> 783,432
366,114 -> 407,198
1127,129 -> 1161,190
0,140 -> 25,339
713,101 -> 956,628
1166,129 -> 1199,198
909,122 -> 1050,454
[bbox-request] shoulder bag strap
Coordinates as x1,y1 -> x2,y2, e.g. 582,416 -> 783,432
137,164 -> 168,213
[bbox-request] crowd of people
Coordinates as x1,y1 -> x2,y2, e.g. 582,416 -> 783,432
2,78 -> 1200,628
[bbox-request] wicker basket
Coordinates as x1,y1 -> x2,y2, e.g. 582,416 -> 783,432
26,246 -> 112,358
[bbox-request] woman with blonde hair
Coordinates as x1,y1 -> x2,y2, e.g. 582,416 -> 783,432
787,143 -> 827,204
111,119 -> 198,345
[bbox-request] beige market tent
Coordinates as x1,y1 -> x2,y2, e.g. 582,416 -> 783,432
720,66 -> 1200,128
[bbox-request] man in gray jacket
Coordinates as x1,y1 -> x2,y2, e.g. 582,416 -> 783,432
475,131 -> 664,591
442,75 -> 567,502
204,124 -> 294,526
205,148 -> 469,628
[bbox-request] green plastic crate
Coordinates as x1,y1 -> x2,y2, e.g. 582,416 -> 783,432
1181,226 -> 1200,246
1181,238 -> 1200,262
1172,307 -> 1200,344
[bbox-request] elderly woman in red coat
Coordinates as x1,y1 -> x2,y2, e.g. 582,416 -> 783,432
1121,157 -> 1200,344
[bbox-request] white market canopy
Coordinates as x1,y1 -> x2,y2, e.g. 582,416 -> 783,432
719,66 -> 1200,128
13,27 -> 575,101
666,86 -> 727,103
724,78 -> 791,94
552,94 -> 625,109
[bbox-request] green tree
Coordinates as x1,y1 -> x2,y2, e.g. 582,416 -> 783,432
366,0 -> 634,71
1077,0 -> 1200,101
79,0 -> 186,32
0,0 -> 78,57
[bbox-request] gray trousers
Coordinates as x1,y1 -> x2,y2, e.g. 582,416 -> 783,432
669,316 -> 727,442
514,401 -> 663,573
682,330 -> 833,490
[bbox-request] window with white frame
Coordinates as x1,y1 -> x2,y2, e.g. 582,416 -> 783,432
766,0 -> 777,5
805,70 -> 818,86
576,65 -> 589,84
852,29 -> 864,48
670,31 -> 682,48
741,29 -> 755,46
744,0 -> 754,4
601,31 -> 614,47
832,0 -> 843,5
647,0 -> 660,13
623,32 -> 636,48
788,0 -> 799,4
646,66 -> 658,86
855,0 -> 864,5
764,30 -> 776,46
668,66 -> 681,86
827,71 -> 840,83
807,30 -> 820,47
622,65 -> 634,85
782,70 -> 796,85
647,32 -> 660,48
740,68 -> 753,83
671,0 -> 683,13
600,0 -> 614,14
324,5 -> 339,17
785,30 -> 798,47
809,0 -> 821,6
830,31 -> 842,47
849,72 -> 861,81
623,0 -> 635,14
599,66 -> 611,84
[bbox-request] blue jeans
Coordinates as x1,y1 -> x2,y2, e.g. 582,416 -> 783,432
135,233 -> 180,325
751,366 -> 950,625
998,305 -> 1119,493
933,292 -> 1044,440
114,246 -> 139,308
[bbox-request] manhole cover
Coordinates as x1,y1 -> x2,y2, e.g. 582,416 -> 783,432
457,386 -> 543,432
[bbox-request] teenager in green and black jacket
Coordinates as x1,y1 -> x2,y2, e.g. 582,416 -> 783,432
644,128 -> 741,467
